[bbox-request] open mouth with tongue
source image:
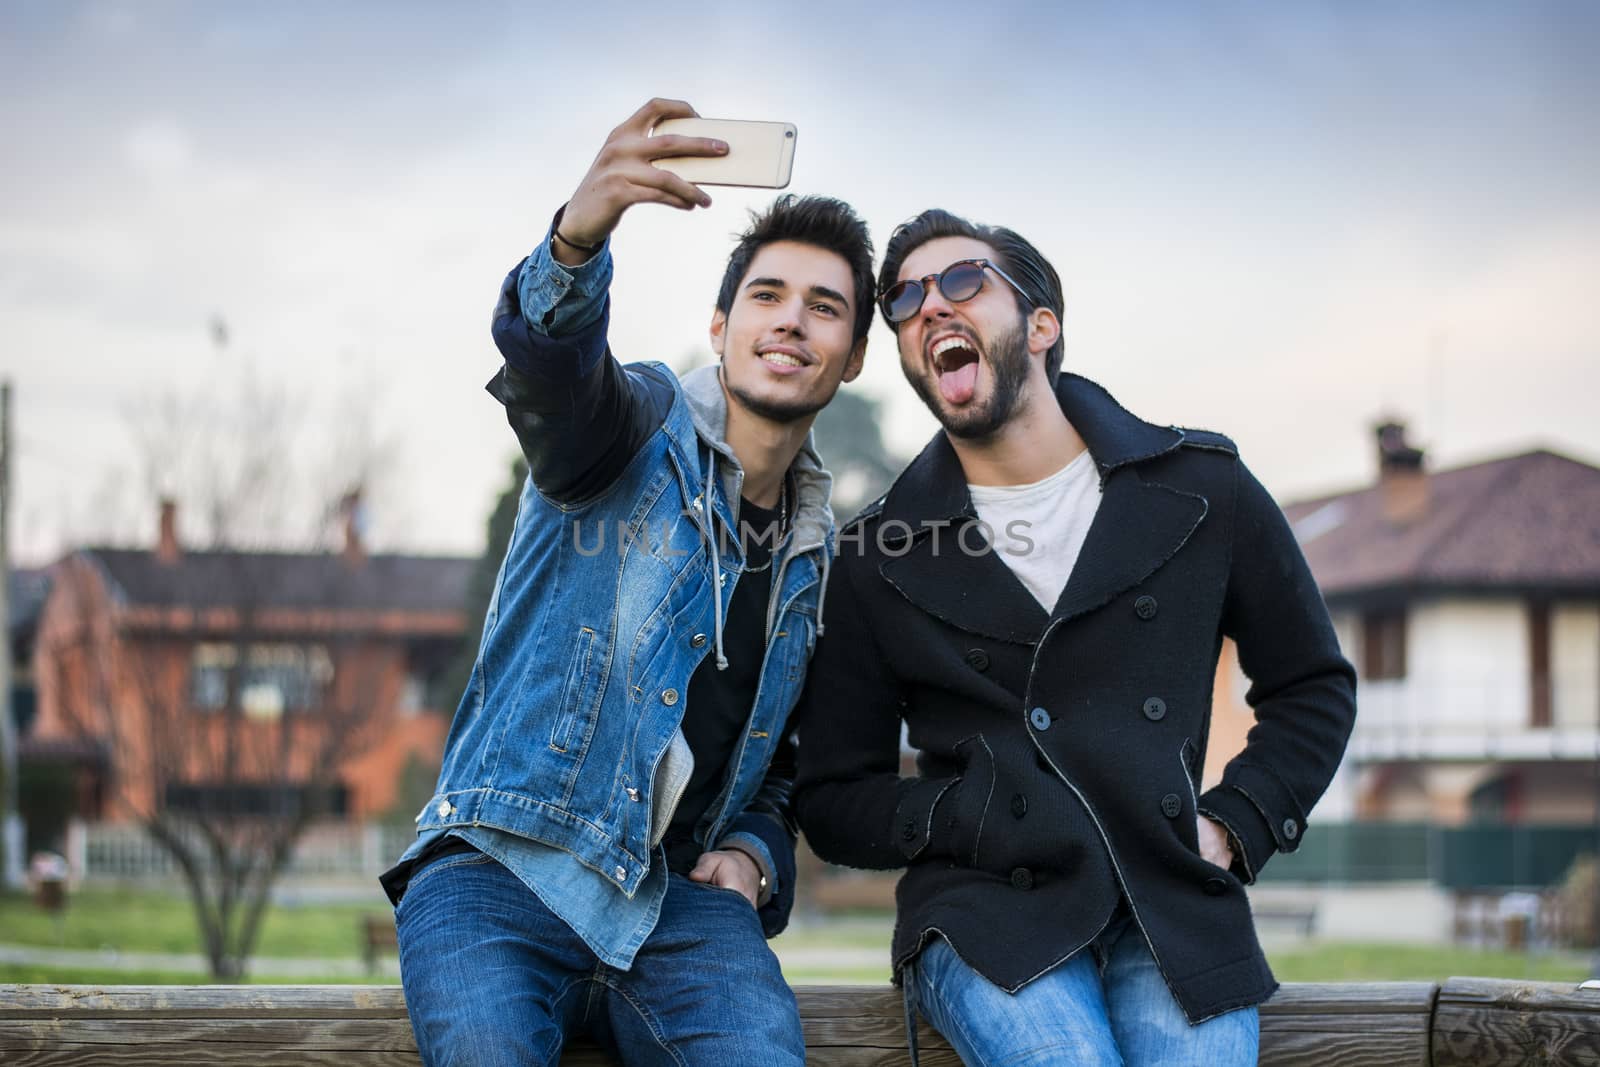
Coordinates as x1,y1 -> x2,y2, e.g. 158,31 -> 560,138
931,335 -> 982,404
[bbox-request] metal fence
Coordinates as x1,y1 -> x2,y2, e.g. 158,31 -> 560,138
64,819 -> 1600,891
1257,821 -> 1600,889
72,821 -> 419,882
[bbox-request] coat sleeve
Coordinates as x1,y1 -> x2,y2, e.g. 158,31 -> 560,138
485,259 -> 672,506
1197,460 -> 1357,882
793,542 -> 965,870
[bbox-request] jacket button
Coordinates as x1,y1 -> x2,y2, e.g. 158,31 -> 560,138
901,819 -> 917,842
1161,793 -> 1182,819
1010,793 -> 1027,819
1135,595 -> 1158,620
1010,867 -> 1034,891
1029,707 -> 1052,731
690,634 -> 708,648
1283,818 -> 1299,841
1203,877 -> 1228,896
1142,697 -> 1167,721
614,866 -> 628,882
662,689 -> 680,706
964,648 -> 990,672
626,787 -> 641,802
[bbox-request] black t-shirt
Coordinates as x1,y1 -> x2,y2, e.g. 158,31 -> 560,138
661,491 -> 784,873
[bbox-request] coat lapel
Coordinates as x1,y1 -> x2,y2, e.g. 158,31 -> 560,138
1050,466 -> 1208,622
880,520 -> 1049,644
871,374 -> 1207,640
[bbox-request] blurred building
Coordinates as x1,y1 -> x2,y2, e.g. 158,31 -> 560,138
25,501 -> 471,845
1207,423 -> 1600,827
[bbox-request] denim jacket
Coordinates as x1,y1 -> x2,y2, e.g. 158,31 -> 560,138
394,235 -> 832,962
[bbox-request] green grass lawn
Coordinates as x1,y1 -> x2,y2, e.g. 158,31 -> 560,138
1267,941 -> 1594,983
3,890 -> 1593,987
0,887 -> 387,958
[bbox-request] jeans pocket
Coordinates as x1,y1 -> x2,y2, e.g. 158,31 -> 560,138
398,849 -> 495,920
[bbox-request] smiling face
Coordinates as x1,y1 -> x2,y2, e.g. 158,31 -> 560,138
711,239 -> 866,425
893,235 -> 1046,440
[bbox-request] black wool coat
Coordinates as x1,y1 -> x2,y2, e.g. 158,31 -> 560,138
794,373 -> 1356,1023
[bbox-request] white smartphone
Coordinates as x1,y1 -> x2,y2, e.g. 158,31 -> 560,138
651,118 -> 797,189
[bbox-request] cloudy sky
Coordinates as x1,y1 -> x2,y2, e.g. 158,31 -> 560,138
2,0 -> 1596,564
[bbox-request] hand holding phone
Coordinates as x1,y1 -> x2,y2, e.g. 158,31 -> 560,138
650,118 -> 797,189
554,98 -> 731,263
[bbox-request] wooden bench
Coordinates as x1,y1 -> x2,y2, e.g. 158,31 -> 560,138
361,915 -> 399,973
2,978 -> 1597,1064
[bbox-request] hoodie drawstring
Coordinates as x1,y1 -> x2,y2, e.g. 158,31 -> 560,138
706,450 -> 729,671
814,550 -> 831,637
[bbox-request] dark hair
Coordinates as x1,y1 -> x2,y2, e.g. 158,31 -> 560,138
716,195 -> 876,345
878,209 -> 1065,383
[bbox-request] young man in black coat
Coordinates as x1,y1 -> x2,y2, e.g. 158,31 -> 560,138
794,210 -> 1356,1066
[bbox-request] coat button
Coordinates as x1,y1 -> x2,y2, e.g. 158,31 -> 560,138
690,634 -> 708,648
1142,697 -> 1167,721
614,866 -> 628,882
1283,818 -> 1299,841
1203,877 -> 1228,896
964,648 -> 990,672
1029,707 -> 1052,731
1010,867 -> 1035,891
901,819 -> 917,842
1010,793 -> 1027,819
662,689 -> 679,706
1161,793 -> 1182,819
1135,595 -> 1158,620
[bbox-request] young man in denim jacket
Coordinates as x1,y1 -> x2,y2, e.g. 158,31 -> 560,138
383,99 -> 873,1067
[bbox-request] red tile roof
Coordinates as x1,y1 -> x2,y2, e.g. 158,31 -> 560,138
1283,450 -> 1600,598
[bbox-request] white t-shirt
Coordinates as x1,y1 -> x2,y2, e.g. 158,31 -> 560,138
967,449 -> 1102,613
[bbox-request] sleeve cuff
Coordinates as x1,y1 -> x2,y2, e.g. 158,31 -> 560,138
517,205 -> 613,338
1199,761 -> 1309,883
718,832 -> 776,908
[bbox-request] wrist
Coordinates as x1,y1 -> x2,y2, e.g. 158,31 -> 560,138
721,844 -> 772,906
549,203 -> 606,266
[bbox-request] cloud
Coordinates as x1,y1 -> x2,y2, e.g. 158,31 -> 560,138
123,118 -> 195,180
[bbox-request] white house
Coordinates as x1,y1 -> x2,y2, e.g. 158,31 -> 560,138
1271,424 -> 1600,825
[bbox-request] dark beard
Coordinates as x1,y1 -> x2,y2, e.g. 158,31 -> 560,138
904,321 -> 1030,441
724,377 -> 829,424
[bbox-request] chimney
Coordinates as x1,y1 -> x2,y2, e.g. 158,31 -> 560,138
156,498 -> 180,564
339,489 -> 367,565
1375,420 -> 1428,524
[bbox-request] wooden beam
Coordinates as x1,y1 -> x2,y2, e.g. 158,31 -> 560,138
0,978 -> 1586,1066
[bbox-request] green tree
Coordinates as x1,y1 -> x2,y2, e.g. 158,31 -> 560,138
810,388 -> 902,521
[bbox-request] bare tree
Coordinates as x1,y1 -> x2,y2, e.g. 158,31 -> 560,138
42,339 -> 406,979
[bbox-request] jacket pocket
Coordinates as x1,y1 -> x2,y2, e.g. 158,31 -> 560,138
549,626 -> 603,754
949,734 -> 997,867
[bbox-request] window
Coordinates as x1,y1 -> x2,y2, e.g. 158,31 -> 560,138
190,643 -> 334,716
1361,609 -> 1407,681
1528,601 -> 1551,728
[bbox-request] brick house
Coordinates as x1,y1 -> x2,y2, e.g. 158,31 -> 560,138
27,502 -> 472,839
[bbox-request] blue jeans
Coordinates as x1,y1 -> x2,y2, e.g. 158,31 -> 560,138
395,848 -> 804,1067
910,916 -> 1259,1067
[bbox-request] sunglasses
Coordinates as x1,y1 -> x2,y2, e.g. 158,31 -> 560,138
879,258 -> 1032,325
